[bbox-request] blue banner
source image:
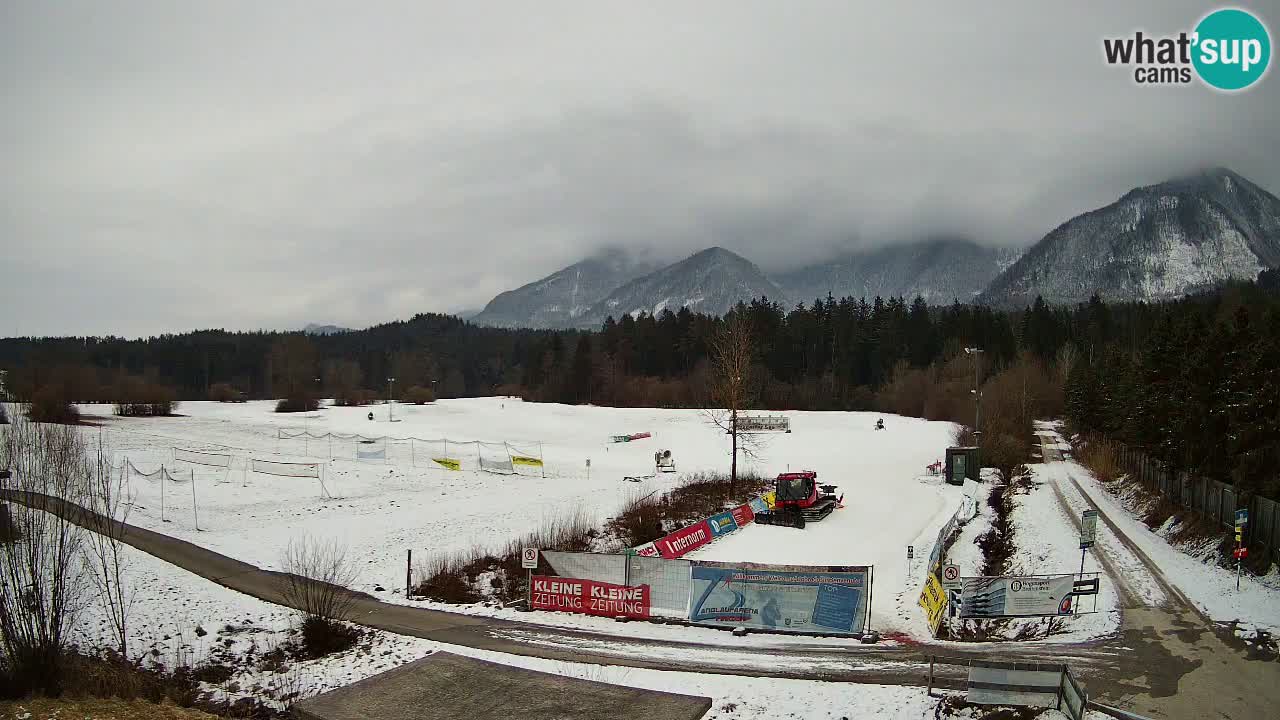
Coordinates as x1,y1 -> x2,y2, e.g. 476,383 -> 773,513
689,562 -> 870,635
749,497 -> 769,515
706,511 -> 738,537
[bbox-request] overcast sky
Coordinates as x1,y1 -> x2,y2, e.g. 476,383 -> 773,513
3,1 -> 1278,337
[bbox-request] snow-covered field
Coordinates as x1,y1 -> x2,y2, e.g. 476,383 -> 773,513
80,398 -> 962,634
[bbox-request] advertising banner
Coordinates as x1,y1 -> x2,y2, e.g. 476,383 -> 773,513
656,520 -> 712,558
730,503 -> 755,528
959,575 -> 1077,618
736,416 -> 790,432
432,457 -> 461,471
918,572 -> 948,635
762,491 -> 776,509
632,541 -> 660,558
530,576 -> 650,619
511,455 -> 544,467
706,511 -> 738,537
749,496 -> 769,515
689,562 -> 870,634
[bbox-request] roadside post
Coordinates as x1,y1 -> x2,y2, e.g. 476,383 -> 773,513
906,545 -> 914,576
1078,510 -> 1097,613
586,457 -> 591,482
521,547 -> 539,609
405,549 -> 412,598
1234,509 -> 1248,591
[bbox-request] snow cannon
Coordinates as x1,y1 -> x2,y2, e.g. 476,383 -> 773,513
754,471 -> 842,529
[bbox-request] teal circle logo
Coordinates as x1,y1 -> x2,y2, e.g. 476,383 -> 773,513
1192,8 -> 1271,90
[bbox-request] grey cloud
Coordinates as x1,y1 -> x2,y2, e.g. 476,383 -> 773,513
3,1 -> 1278,336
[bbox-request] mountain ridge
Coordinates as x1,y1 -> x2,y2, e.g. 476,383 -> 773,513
980,167 -> 1280,307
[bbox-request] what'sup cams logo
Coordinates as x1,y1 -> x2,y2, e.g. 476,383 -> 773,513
1104,8 -> 1271,90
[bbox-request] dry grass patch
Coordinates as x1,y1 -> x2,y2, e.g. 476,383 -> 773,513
0,697 -> 219,720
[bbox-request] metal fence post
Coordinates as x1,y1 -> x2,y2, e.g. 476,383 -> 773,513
406,549 -> 413,598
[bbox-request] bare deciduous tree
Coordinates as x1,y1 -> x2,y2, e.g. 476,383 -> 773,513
280,537 -> 359,625
0,416 -> 91,694
83,435 -> 135,657
703,311 -> 761,494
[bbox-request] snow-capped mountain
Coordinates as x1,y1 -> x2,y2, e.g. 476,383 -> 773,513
981,168 -> 1280,307
776,238 -> 1020,306
470,249 -> 655,328
572,247 -> 786,328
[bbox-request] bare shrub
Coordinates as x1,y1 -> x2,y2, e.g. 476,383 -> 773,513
609,489 -> 665,547
415,507 -> 596,604
0,416 -> 91,695
112,375 -> 178,417
414,551 -> 484,603
403,385 -> 435,404
606,471 -> 767,548
279,537 -> 359,657
83,437 -> 136,657
275,396 -> 320,413
207,383 -> 245,403
26,384 -> 80,424
1075,436 -> 1120,483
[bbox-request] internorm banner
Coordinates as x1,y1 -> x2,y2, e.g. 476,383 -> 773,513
689,562 -> 871,634
655,519 -> 712,558
511,455 -> 544,467
959,575 -> 1077,618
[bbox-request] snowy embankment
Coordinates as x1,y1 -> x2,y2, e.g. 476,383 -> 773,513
82,399 -> 957,637
1038,424 -> 1280,637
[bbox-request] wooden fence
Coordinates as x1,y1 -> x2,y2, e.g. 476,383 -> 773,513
1113,443 -> 1279,568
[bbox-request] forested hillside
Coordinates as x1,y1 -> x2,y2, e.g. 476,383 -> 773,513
3,270 -> 1277,490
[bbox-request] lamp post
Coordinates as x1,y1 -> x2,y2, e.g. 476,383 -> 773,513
963,348 -> 983,442
387,377 -> 396,421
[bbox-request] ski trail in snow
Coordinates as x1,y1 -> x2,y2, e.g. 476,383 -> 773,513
1036,431 -> 1201,617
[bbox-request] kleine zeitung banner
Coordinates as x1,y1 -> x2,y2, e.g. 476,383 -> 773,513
530,575 -> 650,619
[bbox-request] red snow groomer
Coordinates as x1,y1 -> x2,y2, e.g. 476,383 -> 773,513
754,471 -> 843,529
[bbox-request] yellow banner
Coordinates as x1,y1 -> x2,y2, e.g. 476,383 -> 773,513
918,572 -> 947,636
511,456 -> 544,467
763,491 -> 776,509
433,457 -> 461,471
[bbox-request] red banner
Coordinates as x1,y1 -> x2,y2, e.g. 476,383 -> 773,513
530,576 -> 650,619
656,519 -> 712,558
730,503 -> 755,528
633,541 -> 661,557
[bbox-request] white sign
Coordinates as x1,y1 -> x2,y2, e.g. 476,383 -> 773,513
1080,510 -> 1098,549
521,547 -> 539,569
960,575 -> 1077,618
942,564 -> 961,589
